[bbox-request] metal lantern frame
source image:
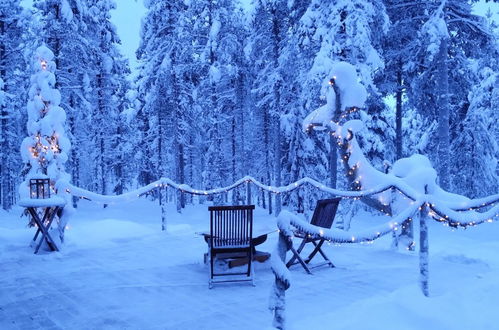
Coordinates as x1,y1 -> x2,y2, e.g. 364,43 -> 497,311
29,178 -> 51,199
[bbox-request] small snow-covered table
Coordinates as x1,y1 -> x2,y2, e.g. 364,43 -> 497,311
19,197 -> 66,254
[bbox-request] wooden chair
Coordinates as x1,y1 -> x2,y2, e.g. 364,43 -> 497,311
208,205 -> 255,288
286,198 -> 341,274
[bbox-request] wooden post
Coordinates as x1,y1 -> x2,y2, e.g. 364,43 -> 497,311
161,186 -> 167,231
246,181 -> 251,205
275,193 -> 281,217
419,186 -> 429,296
271,231 -> 291,329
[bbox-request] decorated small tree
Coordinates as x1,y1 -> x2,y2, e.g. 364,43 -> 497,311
19,45 -> 71,241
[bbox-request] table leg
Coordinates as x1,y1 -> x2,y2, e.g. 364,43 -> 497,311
28,207 -> 60,254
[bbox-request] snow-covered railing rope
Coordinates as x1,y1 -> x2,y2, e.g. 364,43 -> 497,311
277,202 -> 420,244
269,196 -> 499,324
447,194 -> 499,211
59,176 -> 499,229
269,203 -> 421,326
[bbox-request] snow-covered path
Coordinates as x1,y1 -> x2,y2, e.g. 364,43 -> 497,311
1,199 -> 498,329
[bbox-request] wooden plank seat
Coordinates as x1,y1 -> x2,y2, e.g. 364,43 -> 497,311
203,233 -> 270,268
208,205 -> 256,288
286,198 -> 341,274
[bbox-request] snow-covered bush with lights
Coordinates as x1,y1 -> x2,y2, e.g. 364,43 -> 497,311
20,45 -> 71,195
19,45 -> 72,237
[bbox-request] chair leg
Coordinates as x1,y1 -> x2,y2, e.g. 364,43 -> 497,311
209,251 -> 214,289
286,239 -> 307,268
248,249 -> 255,286
306,240 -> 335,267
210,252 -> 214,279
305,240 -> 324,263
289,246 -> 312,274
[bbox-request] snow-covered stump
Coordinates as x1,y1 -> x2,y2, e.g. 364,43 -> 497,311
419,200 -> 429,297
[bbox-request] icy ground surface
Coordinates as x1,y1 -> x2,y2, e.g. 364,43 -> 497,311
1,199 -> 499,329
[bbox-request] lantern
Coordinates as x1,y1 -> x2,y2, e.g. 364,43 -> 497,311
29,178 -> 51,199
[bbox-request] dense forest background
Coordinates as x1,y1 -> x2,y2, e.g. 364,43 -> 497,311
1,0 -> 498,212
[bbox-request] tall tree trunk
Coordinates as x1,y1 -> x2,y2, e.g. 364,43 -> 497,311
437,38 -> 450,190
271,6 -> 282,215
330,82 -> 342,189
0,17 -> 9,209
395,60 -> 403,160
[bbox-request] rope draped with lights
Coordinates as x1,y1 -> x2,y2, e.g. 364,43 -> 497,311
58,177 -> 498,224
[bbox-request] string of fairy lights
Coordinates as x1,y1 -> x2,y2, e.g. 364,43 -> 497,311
29,59 -> 61,173
61,172 -> 499,231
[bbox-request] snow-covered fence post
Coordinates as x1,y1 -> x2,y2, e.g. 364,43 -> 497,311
270,230 -> 291,329
275,193 -> 281,217
246,180 -> 252,205
270,213 -> 293,329
160,184 -> 167,231
419,185 -> 429,296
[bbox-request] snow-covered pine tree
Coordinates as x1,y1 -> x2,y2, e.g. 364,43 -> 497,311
410,0 -> 494,191
381,0 -> 427,160
137,0 -> 194,210
136,1 -> 178,186
452,65 -> 499,197
279,1 -> 318,214
110,55 -> 134,195
33,0 -> 95,196
187,0 -> 244,205
224,7 -> 250,204
86,0 -> 131,196
247,0 -> 289,213
0,1 -> 32,210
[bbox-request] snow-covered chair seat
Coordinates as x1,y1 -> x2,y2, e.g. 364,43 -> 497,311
286,198 -> 340,274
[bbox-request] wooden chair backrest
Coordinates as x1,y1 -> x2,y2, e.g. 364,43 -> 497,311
310,198 -> 341,229
209,205 -> 255,248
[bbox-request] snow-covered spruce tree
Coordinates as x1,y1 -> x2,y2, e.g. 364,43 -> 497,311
409,0 -> 494,191
86,0 -> 131,196
216,6 -> 250,205
451,66 -> 499,197
137,0 -> 193,210
381,0 -> 428,160
20,45 -> 71,237
0,1 -> 32,210
34,0 -> 95,196
187,0 -> 244,205
261,0 -> 329,215
110,56 -> 134,195
247,0 -> 289,213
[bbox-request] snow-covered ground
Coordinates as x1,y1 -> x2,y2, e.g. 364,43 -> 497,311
1,199 -> 498,329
